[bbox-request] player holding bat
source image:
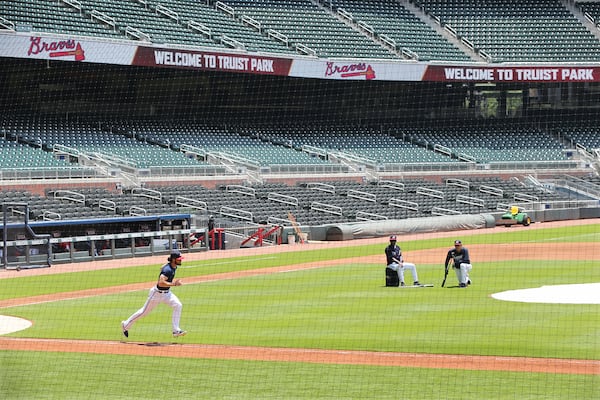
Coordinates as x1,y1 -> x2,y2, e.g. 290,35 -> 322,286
444,240 -> 472,288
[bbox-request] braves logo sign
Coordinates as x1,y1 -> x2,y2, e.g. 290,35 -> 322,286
27,37 -> 86,61
324,62 -> 375,80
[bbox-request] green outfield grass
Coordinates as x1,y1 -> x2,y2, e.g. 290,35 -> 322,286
1,223 -> 599,399
1,351 -> 597,400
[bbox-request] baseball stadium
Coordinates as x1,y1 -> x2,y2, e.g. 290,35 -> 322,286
0,0 -> 599,399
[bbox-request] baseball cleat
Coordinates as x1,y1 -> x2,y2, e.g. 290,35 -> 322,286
400,282 -> 405,287
467,279 -> 471,286
172,330 -> 187,338
459,283 -> 467,288
413,281 -> 422,286
121,321 -> 128,338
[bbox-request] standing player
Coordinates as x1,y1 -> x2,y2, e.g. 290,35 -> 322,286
121,251 -> 187,338
444,240 -> 472,288
385,235 -> 421,286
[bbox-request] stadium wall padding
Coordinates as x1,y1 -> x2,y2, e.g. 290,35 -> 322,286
530,208 -> 600,222
488,208 -> 600,225
312,214 -> 495,241
579,207 -> 600,219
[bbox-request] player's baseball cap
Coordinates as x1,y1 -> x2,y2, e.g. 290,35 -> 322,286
454,240 -> 462,245
169,251 -> 183,261
389,235 -> 397,241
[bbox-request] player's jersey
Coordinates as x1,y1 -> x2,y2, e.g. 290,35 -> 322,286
157,264 -> 177,290
446,248 -> 470,268
385,244 -> 403,265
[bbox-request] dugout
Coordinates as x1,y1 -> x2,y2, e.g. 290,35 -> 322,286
0,213 -> 202,267
23,213 -> 191,239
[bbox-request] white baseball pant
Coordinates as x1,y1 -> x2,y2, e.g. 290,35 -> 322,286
387,262 -> 419,284
454,263 -> 472,285
123,286 -> 183,332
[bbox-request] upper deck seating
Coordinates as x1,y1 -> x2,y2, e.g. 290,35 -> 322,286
149,0 -> 295,54
417,0 -> 600,62
0,0 -> 125,40
223,0 -> 395,58
332,0 -> 470,61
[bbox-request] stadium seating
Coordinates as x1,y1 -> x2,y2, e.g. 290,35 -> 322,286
0,117 -> 216,171
416,0 -> 600,62
40,186 -> 183,219
463,176 -> 550,205
0,188 -> 113,221
1,116 -> 585,177
222,0 -> 395,58
578,2 -> 600,23
568,174 -> 600,189
559,124 -> 600,150
0,172 -> 579,225
42,131 -> 207,169
402,125 -> 568,163
330,0 -> 470,61
147,0 -> 295,54
107,120 -> 334,167
76,0 -> 220,47
0,131 -> 100,180
0,137 -> 71,169
0,0 -> 124,39
249,125 -> 456,164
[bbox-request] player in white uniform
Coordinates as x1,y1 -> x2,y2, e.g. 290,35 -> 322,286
121,251 -> 187,338
385,235 -> 421,286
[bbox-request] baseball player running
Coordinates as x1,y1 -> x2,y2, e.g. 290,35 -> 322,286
444,240 -> 472,288
385,235 -> 421,286
121,251 -> 187,338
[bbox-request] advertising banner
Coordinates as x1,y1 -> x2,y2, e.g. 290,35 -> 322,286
421,65 -> 600,83
0,33 -> 137,65
2,32 -> 600,83
288,58 -> 428,81
132,45 -> 293,75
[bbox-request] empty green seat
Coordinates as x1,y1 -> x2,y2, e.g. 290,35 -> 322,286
331,0 -> 470,61
418,0 -> 600,62
223,0 -> 395,58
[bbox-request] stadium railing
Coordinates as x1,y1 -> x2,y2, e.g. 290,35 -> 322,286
0,167 -> 101,180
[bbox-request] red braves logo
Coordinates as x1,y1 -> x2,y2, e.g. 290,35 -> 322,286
27,37 -> 86,61
324,62 -> 375,80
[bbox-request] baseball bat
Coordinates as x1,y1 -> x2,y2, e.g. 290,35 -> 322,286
441,263 -> 449,287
